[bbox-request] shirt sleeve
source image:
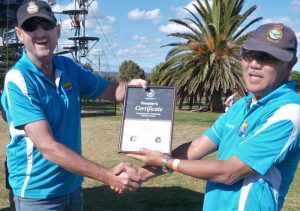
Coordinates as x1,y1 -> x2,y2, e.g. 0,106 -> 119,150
233,104 -> 300,175
4,70 -> 46,128
77,64 -> 110,99
204,113 -> 227,146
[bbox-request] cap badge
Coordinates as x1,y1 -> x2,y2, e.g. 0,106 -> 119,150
267,25 -> 283,43
27,2 -> 39,14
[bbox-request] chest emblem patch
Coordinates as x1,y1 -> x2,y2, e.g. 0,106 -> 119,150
238,122 -> 249,137
63,82 -> 72,91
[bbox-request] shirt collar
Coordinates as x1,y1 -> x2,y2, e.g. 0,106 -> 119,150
246,81 -> 296,106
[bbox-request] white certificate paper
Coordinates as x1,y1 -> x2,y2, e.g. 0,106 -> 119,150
119,86 -> 175,154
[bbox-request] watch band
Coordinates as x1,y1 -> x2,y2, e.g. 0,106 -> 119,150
161,154 -> 172,173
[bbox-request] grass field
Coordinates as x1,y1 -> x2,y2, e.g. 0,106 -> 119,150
0,111 -> 299,210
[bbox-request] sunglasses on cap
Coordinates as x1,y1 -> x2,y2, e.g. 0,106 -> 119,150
21,18 -> 56,32
241,48 -> 279,63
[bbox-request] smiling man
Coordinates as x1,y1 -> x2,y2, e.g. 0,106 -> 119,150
1,1 -> 147,210
128,23 -> 300,211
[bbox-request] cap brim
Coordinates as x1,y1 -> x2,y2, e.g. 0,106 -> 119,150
244,38 -> 294,62
19,14 -> 56,27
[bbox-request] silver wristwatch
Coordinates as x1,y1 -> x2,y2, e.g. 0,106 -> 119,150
161,154 -> 172,173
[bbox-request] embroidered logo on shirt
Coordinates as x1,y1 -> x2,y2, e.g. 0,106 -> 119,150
238,123 -> 249,137
63,82 -> 72,91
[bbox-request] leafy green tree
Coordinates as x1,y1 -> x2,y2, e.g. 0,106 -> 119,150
0,46 -> 22,89
149,62 -> 165,85
83,63 -> 93,72
118,60 -> 145,82
157,0 -> 262,111
289,70 -> 300,90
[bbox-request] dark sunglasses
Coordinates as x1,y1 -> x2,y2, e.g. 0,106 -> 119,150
21,19 -> 56,32
241,48 -> 279,63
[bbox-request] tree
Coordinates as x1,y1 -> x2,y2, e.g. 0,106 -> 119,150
289,71 -> 300,90
118,60 -> 145,82
149,62 -> 165,85
83,62 -> 93,72
0,46 -> 22,89
157,0 -> 262,111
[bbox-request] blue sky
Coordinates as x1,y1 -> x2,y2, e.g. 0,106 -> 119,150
52,0 -> 300,73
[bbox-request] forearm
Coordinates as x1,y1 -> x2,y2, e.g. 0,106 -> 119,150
41,139 -> 115,185
138,165 -> 163,182
166,159 -> 228,182
24,120 -> 118,186
100,79 -> 147,103
100,82 -> 125,103
165,156 -> 255,184
138,141 -> 198,181
136,136 -> 218,181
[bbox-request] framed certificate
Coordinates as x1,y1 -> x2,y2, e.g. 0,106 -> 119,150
119,86 -> 175,154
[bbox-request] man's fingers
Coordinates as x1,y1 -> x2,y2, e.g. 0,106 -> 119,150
112,162 -> 133,175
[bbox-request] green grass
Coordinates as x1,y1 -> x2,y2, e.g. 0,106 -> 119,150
0,111 -> 299,210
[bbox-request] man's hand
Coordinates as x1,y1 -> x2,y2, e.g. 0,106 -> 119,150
110,162 -> 142,194
127,148 -> 164,166
101,79 -> 148,103
128,79 -> 148,89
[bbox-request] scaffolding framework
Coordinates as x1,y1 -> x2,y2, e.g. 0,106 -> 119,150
57,0 -> 99,62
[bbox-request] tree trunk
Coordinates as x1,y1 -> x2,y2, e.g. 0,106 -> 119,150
210,90 -> 224,112
178,90 -> 188,110
188,93 -> 194,110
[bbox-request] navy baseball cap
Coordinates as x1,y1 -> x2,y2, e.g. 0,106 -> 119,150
243,23 -> 297,62
17,0 -> 57,27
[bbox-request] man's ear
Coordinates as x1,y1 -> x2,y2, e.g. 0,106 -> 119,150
15,27 -> 23,43
289,56 -> 298,69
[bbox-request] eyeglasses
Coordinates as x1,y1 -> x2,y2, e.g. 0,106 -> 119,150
21,19 -> 56,32
241,49 -> 279,63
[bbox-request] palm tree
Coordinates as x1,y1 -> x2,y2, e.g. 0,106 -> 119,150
157,0 -> 262,111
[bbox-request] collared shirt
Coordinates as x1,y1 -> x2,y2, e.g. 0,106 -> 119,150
204,81 -> 300,211
1,51 -> 109,199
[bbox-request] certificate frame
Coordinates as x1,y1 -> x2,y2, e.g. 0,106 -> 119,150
118,85 -> 176,154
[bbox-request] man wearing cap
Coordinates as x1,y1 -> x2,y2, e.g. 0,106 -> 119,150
1,0 -> 147,210
128,23 -> 300,210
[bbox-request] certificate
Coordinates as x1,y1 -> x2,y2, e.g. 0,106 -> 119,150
119,86 -> 175,154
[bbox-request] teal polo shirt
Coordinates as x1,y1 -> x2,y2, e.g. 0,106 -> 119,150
203,81 -> 300,211
1,51 -> 110,199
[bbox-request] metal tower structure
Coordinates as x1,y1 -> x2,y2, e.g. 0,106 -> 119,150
60,0 -> 99,63
0,0 -> 24,89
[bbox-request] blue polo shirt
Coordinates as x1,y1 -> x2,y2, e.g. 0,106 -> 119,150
1,51 -> 110,199
203,81 -> 300,210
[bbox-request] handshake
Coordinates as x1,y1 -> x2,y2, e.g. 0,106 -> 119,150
107,149 -> 168,194
108,162 -> 144,194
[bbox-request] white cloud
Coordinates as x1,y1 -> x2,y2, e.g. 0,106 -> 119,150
128,8 -> 163,23
262,17 -> 296,27
117,48 -> 159,59
131,35 -> 163,45
133,44 -> 146,49
103,16 -> 118,24
155,38 -> 163,43
172,0 -> 213,19
172,1 -> 196,19
132,35 -> 148,43
296,32 -> 300,44
159,22 -> 194,34
289,0 -> 300,13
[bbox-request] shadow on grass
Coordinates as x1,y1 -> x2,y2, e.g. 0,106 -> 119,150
0,186 -> 203,211
83,185 -> 204,211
